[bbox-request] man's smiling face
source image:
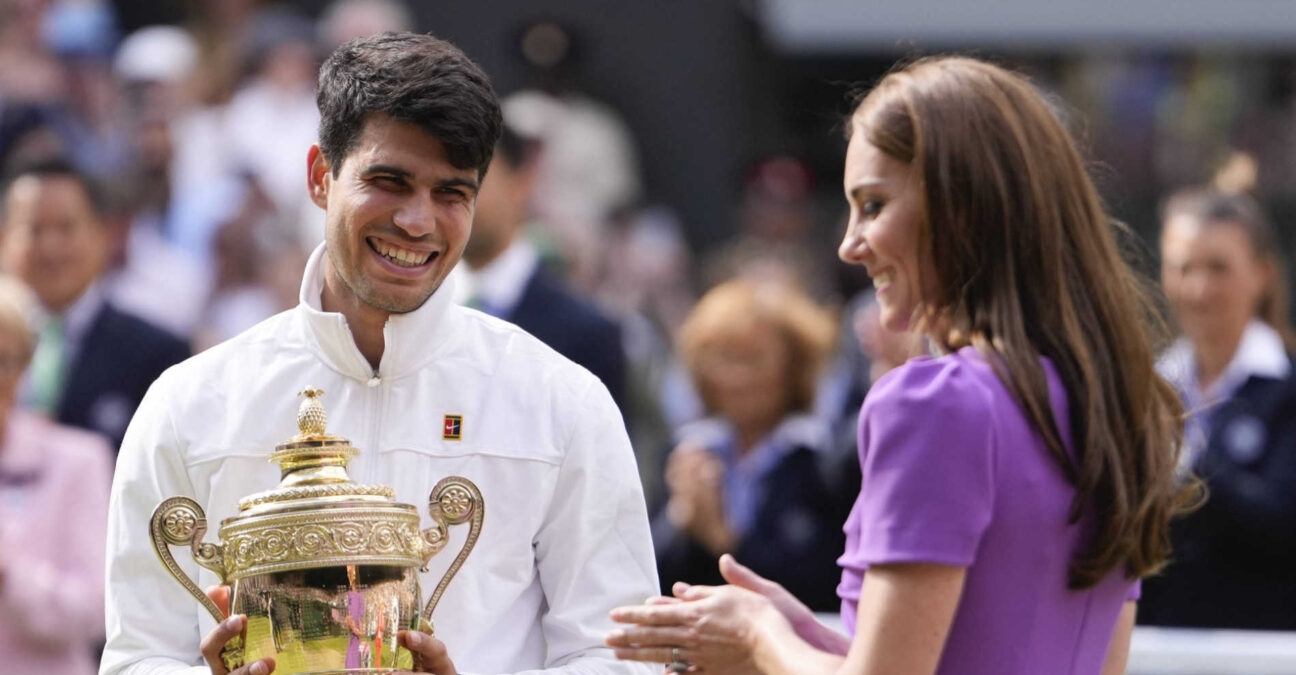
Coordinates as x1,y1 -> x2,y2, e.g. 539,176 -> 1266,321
310,114 -> 481,318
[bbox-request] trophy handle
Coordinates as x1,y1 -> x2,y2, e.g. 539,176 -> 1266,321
421,476 -> 484,627
150,497 -> 228,624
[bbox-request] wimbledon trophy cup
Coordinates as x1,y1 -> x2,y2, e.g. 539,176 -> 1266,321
150,387 -> 483,673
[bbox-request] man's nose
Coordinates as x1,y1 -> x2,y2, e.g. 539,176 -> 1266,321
392,193 -> 437,237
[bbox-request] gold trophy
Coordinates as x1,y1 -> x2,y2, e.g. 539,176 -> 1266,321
150,387 -> 483,674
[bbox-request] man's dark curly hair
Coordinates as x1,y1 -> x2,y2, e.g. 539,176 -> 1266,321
317,32 -> 502,180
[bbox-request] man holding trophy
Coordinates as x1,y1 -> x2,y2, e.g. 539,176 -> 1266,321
100,33 -> 659,675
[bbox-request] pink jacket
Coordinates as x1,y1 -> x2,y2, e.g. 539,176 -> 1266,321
0,410 -> 112,675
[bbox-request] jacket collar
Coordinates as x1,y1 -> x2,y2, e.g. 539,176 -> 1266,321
296,243 -> 460,382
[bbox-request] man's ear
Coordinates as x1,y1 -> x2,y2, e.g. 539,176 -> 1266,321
307,145 -> 331,210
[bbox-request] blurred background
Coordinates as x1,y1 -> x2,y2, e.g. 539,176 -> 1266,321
4,1 -> 1296,672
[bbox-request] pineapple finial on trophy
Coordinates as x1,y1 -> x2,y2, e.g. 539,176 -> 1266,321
296,387 -> 327,437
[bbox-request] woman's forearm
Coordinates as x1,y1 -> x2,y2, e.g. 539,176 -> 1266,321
754,611 -> 848,675
788,614 -> 853,656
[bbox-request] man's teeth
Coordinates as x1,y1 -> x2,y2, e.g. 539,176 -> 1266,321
374,241 -> 432,267
872,272 -> 893,289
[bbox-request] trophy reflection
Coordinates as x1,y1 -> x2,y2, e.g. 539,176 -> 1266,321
150,388 -> 483,674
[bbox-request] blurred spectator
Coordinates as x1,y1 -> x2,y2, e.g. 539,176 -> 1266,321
221,7 -> 322,250
820,289 -> 927,465
318,0 -> 413,50
184,0 -> 265,108
1140,178 -> 1296,630
701,156 -> 839,303
0,159 -> 189,449
192,173 -> 303,352
455,123 -> 627,409
597,206 -> 698,507
0,274 -> 112,675
109,24 -> 234,294
856,289 -> 926,385
503,19 -> 644,291
0,0 -> 68,107
652,279 -> 852,612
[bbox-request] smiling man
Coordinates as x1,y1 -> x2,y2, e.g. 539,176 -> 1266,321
100,33 -> 658,675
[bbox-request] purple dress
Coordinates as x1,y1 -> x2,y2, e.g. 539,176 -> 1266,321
346,590 -> 365,668
837,347 -> 1138,674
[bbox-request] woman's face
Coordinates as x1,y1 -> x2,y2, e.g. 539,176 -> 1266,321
1160,215 -> 1268,346
696,321 -> 792,431
838,130 -> 935,333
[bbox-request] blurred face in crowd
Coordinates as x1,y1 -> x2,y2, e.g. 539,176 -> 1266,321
856,299 -> 924,383
463,154 -> 533,269
838,130 -> 935,333
0,175 -> 110,312
1161,214 -> 1270,347
309,115 -> 479,319
696,320 -> 792,435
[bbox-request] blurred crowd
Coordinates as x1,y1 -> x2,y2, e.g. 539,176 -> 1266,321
1,1 -> 1296,671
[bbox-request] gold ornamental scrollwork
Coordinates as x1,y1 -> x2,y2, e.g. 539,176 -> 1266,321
422,476 -> 484,629
150,497 -> 243,670
238,483 -> 394,509
221,513 -> 431,579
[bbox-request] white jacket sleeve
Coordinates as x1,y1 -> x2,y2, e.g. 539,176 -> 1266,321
514,378 -> 660,675
100,374 -> 212,675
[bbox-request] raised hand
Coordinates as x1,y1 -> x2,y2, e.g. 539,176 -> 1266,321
664,444 -> 733,555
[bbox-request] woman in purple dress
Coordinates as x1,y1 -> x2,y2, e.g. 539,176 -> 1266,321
606,56 -> 1196,675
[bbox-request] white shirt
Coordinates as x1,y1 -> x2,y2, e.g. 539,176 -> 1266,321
1157,319 -> 1291,466
453,239 -> 541,318
101,244 -> 659,675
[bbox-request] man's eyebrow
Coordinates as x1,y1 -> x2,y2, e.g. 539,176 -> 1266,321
361,164 -> 413,178
438,176 -> 480,194
361,165 -> 479,193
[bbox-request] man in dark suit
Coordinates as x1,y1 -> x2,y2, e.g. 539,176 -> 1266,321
0,159 -> 190,450
458,125 -> 627,408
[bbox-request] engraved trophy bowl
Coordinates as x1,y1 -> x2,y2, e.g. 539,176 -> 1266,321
150,387 -> 483,674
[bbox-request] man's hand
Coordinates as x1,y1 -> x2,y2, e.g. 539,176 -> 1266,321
399,629 -> 456,675
203,586 -> 275,675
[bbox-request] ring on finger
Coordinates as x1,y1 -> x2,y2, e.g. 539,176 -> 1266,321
669,647 -> 692,673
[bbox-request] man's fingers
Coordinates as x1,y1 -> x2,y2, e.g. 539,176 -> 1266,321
233,658 -> 276,675
205,584 -> 232,617
200,614 -> 244,675
399,629 -> 456,675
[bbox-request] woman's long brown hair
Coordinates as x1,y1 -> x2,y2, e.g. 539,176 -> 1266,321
853,57 -> 1196,588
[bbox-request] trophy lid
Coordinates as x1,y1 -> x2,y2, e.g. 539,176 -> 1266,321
215,387 -> 436,581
